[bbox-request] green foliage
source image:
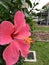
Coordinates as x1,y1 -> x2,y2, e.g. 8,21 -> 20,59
26,17 -> 35,31
0,45 -> 7,65
16,56 -> 24,65
23,41 -> 49,65
0,0 -> 33,23
26,0 -> 32,8
0,0 -> 39,22
42,4 -> 49,12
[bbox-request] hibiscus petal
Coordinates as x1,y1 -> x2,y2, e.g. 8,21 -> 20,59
16,40 -> 30,58
14,11 -> 26,31
14,24 -> 31,39
0,21 -> 14,45
18,40 -> 30,58
26,24 -> 30,31
3,43 -> 20,65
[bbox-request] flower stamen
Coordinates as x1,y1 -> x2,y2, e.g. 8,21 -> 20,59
25,37 -> 34,44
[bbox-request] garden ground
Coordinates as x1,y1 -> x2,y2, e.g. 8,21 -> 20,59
23,25 -> 49,65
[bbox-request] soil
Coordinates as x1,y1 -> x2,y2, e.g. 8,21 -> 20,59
32,31 -> 49,42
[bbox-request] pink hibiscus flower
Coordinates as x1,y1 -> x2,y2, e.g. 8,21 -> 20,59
0,11 -> 33,65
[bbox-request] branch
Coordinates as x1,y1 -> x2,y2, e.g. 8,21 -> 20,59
29,6 -> 35,13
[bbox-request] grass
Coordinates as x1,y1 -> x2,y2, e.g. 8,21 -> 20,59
34,24 -> 49,31
23,24 -> 49,65
23,41 -> 49,65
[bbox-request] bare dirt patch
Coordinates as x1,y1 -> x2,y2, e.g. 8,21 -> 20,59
32,31 -> 49,42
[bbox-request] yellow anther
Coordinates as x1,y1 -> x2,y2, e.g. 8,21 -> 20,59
25,37 -> 34,44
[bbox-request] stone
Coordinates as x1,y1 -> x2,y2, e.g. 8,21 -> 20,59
24,51 -> 36,62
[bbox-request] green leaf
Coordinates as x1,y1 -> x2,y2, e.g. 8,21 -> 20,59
33,2 -> 39,6
26,0 -> 32,8
35,2 -> 39,6
4,0 -> 14,7
20,0 -> 25,5
0,1 -> 9,11
35,8 -> 40,11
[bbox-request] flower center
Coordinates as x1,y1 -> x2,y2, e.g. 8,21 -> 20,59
25,38 -> 34,44
11,34 -> 15,39
11,32 -> 19,40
